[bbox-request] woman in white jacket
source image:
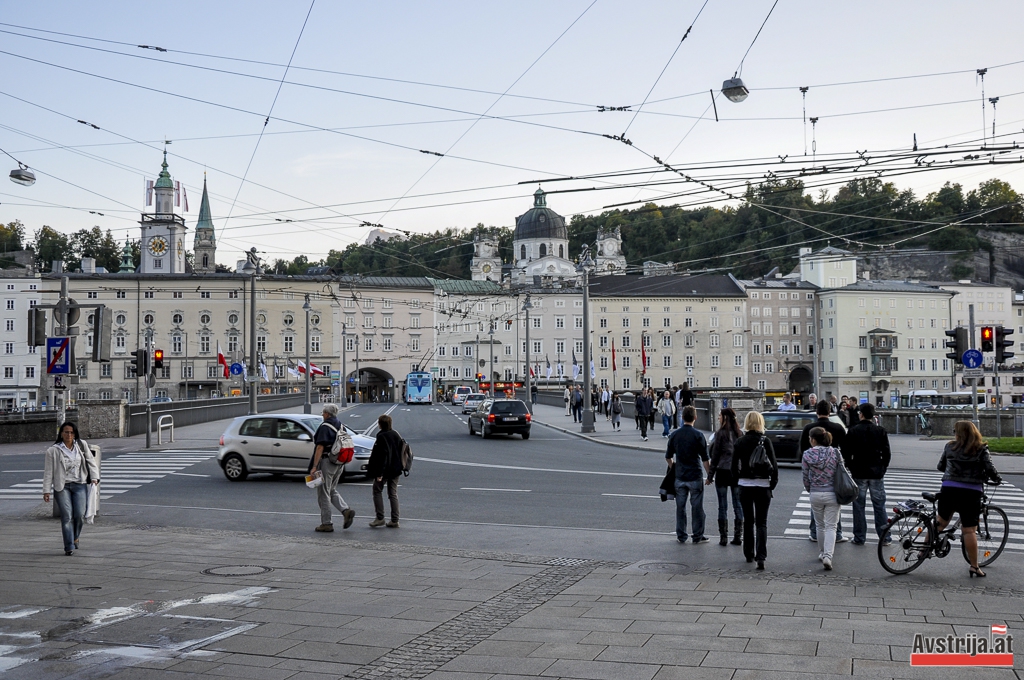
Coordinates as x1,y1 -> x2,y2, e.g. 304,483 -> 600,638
43,422 -> 99,556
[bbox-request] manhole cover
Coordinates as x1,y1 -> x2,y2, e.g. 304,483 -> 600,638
635,562 -> 691,574
77,586 -> 101,591
201,565 -> 273,577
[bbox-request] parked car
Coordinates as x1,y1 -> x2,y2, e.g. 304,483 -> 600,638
218,414 -> 374,482
152,396 -> 173,403
461,393 -> 487,414
761,411 -> 817,464
452,386 -> 473,405
468,399 -> 531,439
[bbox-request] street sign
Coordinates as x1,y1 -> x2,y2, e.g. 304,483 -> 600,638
52,375 -> 65,390
229,362 -> 244,376
331,370 -> 341,380
46,337 -> 71,374
963,367 -> 985,379
962,349 -> 983,369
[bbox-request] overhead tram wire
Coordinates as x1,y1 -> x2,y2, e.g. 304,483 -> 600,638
372,0 -> 600,226
222,0 -> 316,229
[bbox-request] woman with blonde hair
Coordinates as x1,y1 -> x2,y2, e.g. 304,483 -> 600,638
935,421 -> 1002,577
731,411 -> 778,570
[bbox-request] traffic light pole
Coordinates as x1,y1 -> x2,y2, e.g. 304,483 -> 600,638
145,331 -> 152,449
969,304 -> 978,425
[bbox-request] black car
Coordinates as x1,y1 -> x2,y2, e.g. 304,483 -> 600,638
468,399 -> 531,439
761,411 -> 817,463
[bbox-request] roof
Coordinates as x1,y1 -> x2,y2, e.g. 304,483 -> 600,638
804,246 -> 852,257
824,280 -> 954,295
738,279 -> 818,290
429,278 -> 503,294
514,188 -> 567,242
588,273 -> 747,298
337,275 -> 433,289
154,149 -> 173,189
195,177 -> 214,235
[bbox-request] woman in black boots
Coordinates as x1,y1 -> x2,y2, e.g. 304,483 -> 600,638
706,408 -> 743,546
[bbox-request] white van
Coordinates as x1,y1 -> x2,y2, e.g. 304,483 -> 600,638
452,386 -> 473,405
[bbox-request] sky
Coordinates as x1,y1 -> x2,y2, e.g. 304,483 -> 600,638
1,1 -> 1022,265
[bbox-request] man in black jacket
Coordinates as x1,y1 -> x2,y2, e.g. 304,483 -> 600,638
635,389 -> 654,441
843,403 -> 892,545
367,414 -> 404,528
666,405 -> 711,543
799,400 -> 849,543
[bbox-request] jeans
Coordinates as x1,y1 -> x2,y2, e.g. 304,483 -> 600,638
714,473 -> 743,523
572,404 -> 582,422
674,478 -> 706,541
810,491 -> 841,561
373,476 -> 400,522
740,486 -> 771,561
662,415 -> 672,436
317,459 -> 349,525
55,482 -> 88,552
808,515 -> 844,540
852,478 -> 890,543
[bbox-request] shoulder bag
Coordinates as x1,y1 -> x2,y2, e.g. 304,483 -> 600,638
832,450 -> 858,505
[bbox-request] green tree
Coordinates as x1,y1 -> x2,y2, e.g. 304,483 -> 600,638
32,226 -> 76,271
0,220 -> 25,253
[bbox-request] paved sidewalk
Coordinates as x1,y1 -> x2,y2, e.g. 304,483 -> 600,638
1,512 -> 1022,679
529,403 -> 1024,474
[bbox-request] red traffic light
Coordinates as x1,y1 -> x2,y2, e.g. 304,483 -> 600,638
981,326 -> 994,352
153,349 -> 164,361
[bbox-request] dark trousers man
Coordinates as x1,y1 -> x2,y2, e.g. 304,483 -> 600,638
572,402 -> 582,422
674,479 -> 705,542
740,486 -> 772,562
639,414 -> 649,439
852,479 -> 890,543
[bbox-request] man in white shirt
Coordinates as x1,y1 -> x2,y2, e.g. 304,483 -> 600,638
778,393 -> 797,411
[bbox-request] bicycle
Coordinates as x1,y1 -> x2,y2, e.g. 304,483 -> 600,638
916,411 -> 933,437
878,484 -> 1008,575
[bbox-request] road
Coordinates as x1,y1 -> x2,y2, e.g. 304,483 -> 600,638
2,402 -> 1022,585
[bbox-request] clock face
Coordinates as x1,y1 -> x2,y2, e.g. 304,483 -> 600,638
482,263 -> 492,273
148,236 -> 168,256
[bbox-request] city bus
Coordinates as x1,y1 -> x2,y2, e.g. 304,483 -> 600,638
405,371 -> 433,404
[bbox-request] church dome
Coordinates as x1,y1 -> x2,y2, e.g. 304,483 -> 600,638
514,188 -> 567,242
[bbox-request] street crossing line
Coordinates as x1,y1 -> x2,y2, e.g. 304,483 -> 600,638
783,470 -> 1024,552
0,451 -> 217,501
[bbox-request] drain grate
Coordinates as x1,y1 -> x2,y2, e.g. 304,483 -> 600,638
544,557 -> 588,567
201,565 -> 273,577
77,587 -> 101,591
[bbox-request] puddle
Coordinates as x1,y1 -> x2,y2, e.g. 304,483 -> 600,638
0,608 -> 47,619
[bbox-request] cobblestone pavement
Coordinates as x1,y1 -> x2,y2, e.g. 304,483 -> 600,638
1,510 -> 1023,679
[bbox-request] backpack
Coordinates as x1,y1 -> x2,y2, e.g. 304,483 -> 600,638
748,436 -> 772,476
399,439 -> 413,476
322,423 -> 354,465
612,400 -> 622,415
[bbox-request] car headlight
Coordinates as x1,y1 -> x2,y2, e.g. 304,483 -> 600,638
355,446 -> 371,456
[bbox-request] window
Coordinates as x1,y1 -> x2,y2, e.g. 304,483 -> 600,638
663,355 -> 672,368
505,345 -> 512,356
600,356 -> 608,369
734,355 -> 743,367
200,313 -> 211,325
345,336 -> 357,352
711,376 -> 720,388
733,335 -> 743,347
284,336 -> 294,353
363,298 -> 373,309
200,291 -> 211,299
257,335 -> 267,352
4,342 -> 13,355
24,366 -> 34,379
555,316 -> 565,329
711,355 -> 720,368
663,335 -> 672,347
685,355 -> 694,368
3,320 -> 11,332
410,337 -> 420,352
115,335 -> 125,351
2,366 -> 11,379
709,334 -> 719,348
533,340 -> 542,353
284,314 -> 295,326
663,317 -> 671,328
200,336 -> 210,354
642,317 -> 650,328
144,291 -> 154,299
363,316 -> 374,329
622,356 -> 631,369
557,340 -> 567,353
172,313 -> 183,325
622,377 -> 631,390
101,363 -> 111,378
575,316 -> 583,329
144,313 -> 154,325
860,358 -> 868,372
622,317 -> 630,328
227,336 -> 238,353
752,363 -> 762,374
734,376 -> 743,388
621,336 -> 631,348
532,317 -> 541,329
229,290 -> 239,299
116,290 -> 126,299
311,336 -> 321,353
257,313 -> 267,324
364,337 -> 373,352
599,318 -> 607,328
172,336 -> 182,353
228,313 -> 238,325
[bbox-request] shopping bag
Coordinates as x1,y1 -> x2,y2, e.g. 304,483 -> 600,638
85,483 -> 99,524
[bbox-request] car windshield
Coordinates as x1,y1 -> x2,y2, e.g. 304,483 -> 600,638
300,417 -> 323,431
491,401 -> 528,414
762,413 -> 816,431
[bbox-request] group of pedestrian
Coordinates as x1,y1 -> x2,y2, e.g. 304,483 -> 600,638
633,383 -> 695,442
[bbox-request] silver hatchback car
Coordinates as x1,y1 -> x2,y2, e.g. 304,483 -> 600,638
217,414 -> 374,482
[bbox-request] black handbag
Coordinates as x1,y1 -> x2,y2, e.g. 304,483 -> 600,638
748,436 -> 769,472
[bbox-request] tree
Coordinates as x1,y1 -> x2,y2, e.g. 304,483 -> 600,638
70,227 -> 121,272
0,220 -> 25,253
32,226 -> 75,271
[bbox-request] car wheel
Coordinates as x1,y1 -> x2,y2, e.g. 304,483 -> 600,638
521,431 -> 530,440
222,454 -> 248,482
482,426 -> 491,439
468,421 -> 475,435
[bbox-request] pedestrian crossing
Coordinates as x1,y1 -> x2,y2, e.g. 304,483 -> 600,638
0,450 -> 217,501
784,470 -> 1024,553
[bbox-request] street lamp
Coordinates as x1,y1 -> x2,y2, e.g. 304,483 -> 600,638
721,77 -> 749,103
577,245 -> 596,433
302,294 -> 312,414
9,162 -> 35,186
341,326 -> 347,404
523,295 -> 533,413
240,251 -> 260,415
488,319 -> 495,398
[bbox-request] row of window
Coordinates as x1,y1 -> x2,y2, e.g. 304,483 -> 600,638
823,358 -> 951,373
0,366 -> 36,379
854,297 -> 949,309
345,315 -> 406,329
749,292 -> 813,300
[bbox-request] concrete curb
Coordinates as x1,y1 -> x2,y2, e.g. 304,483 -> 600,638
533,418 -> 665,454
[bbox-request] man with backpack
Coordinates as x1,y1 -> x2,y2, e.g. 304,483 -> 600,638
311,403 -> 355,533
843,403 -> 892,546
367,414 -> 406,528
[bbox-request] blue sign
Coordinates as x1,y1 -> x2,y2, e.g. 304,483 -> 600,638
962,349 -> 983,369
229,362 -> 244,376
45,337 -> 71,375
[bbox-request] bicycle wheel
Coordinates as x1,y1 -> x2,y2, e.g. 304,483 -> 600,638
879,511 -> 932,575
963,505 -> 1009,567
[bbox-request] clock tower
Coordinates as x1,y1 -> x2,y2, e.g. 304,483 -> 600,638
139,150 -> 187,274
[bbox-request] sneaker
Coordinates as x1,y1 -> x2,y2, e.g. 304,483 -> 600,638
642,437 -> 648,441
823,557 -> 833,570
835,536 -> 849,543
808,534 -> 817,542
693,536 -> 710,544
342,509 -> 355,529
852,539 -> 865,546
818,552 -> 823,562
677,537 -> 688,544
386,521 -> 400,528
369,518 -> 386,528
881,538 -> 892,547
314,523 -> 334,532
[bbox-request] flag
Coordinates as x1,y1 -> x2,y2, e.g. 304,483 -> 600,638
529,365 -> 535,378
241,363 -> 248,381
217,341 -> 229,378
182,185 -> 189,212
174,181 -> 180,207
572,351 -> 580,380
259,362 -> 269,382
545,356 -> 552,379
590,360 -> 595,379
287,365 -> 299,378
557,362 -> 564,376
992,625 -> 1008,635
640,333 -> 647,376
145,180 -> 154,207
310,362 -> 325,376
611,340 -> 617,372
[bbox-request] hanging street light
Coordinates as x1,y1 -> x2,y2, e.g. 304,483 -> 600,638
9,163 -> 35,186
721,77 -> 749,103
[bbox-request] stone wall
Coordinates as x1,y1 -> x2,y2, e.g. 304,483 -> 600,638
76,399 -> 128,439
879,408 -> 1022,438
0,412 -> 76,444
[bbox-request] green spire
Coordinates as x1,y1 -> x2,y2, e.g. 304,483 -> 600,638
119,239 -> 135,273
154,148 -> 173,189
196,176 -> 214,232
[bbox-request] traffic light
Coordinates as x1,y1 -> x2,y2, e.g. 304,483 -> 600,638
996,325 -> 1015,363
27,307 -> 46,346
981,326 -> 994,353
131,348 -> 151,377
153,349 -> 164,371
944,327 -> 968,362
475,372 -> 484,382
91,305 -> 111,362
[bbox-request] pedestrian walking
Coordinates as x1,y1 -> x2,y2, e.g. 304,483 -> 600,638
42,422 -> 100,556
778,393 -> 796,411
732,411 -> 778,570
800,400 -> 848,543
530,383 -> 538,405
602,387 -> 611,420
935,421 -> 1002,577
311,404 -> 355,533
367,414 -> 404,528
591,387 -> 599,415
706,408 -> 743,546
666,405 -> 711,544
677,382 -> 694,430
657,390 -> 676,437
610,392 -> 622,430
844,403 -> 892,546
635,388 -> 653,441
564,386 -> 571,416
571,386 -> 584,423
802,427 -> 842,570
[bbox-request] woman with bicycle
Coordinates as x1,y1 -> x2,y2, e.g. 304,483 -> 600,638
936,421 -> 1002,577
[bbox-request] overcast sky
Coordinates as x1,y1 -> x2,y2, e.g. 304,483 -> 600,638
1,1 -> 1021,263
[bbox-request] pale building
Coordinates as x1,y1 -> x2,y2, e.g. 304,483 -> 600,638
0,274 -> 42,410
